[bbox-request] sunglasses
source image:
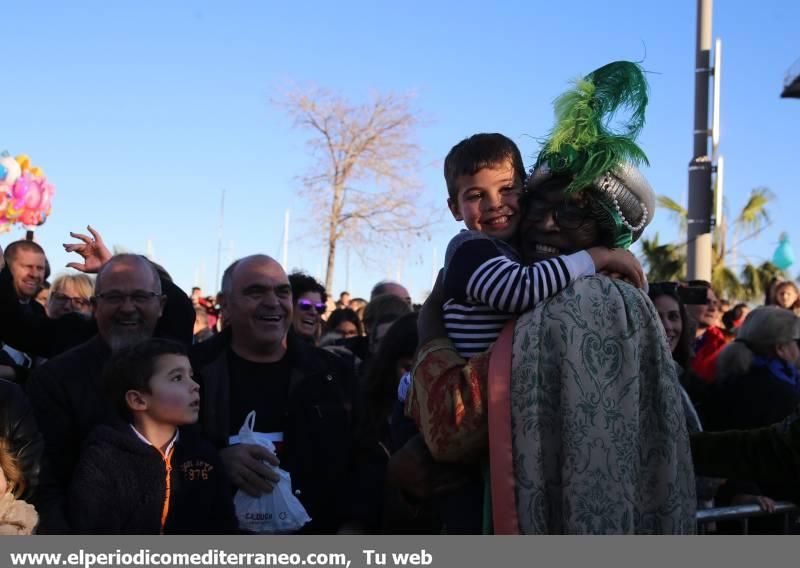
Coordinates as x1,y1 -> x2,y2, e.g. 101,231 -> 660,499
297,299 -> 326,314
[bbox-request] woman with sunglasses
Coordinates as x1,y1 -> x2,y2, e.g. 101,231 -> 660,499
288,271 -> 327,346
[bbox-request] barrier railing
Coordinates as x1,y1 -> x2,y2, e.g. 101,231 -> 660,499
696,501 -> 798,534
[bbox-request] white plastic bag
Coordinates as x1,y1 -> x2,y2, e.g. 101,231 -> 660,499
231,411 -> 311,534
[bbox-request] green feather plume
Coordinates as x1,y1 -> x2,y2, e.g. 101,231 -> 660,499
536,61 -> 650,194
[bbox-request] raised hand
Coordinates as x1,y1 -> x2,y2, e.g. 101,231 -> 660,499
63,225 -> 112,274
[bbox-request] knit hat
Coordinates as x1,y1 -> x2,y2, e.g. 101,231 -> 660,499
735,306 -> 800,348
528,61 -> 656,248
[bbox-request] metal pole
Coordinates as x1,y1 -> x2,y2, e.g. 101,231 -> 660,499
215,190 -> 226,293
686,0 -> 714,282
281,209 -> 290,269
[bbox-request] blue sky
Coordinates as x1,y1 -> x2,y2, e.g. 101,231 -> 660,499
3,0 -> 798,301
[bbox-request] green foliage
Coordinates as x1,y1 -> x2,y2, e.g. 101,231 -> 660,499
736,187 -> 773,234
639,234 -> 685,282
645,188 -> 778,301
536,61 -> 649,194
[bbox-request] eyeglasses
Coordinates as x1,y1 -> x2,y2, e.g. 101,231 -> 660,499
297,299 -> 326,314
525,198 -> 591,230
50,293 -> 91,308
94,291 -> 160,306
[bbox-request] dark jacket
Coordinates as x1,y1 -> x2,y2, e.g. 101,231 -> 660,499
190,328 -> 354,533
0,379 -> 43,502
69,422 -> 237,534
708,362 -> 800,432
0,266 -> 195,359
26,336 -> 115,532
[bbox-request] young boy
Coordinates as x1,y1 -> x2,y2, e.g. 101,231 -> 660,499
68,339 -> 237,534
441,133 -> 642,356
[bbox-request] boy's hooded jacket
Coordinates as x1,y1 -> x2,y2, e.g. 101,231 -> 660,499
69,422 -> 237,534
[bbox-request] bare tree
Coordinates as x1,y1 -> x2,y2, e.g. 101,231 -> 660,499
277,85 -> 434,292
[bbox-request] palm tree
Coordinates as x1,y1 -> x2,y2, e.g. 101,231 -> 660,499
652,188 -> 775,300
639,233 -> 685,282
741,261 -> 785,302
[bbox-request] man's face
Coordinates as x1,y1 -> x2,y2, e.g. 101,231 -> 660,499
447,161 -> 522,241
10,249 -> 46,300
222,258 -> 293,352
134,354 -> 200,426
93,259 -> 166,351
519,185 -> 599,264
685,287 -> 721,329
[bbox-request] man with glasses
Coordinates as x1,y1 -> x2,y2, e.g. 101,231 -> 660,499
191,255 -> 355,533
26,253 -> 185,532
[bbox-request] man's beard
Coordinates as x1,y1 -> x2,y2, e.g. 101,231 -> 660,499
108,327 -> 152,352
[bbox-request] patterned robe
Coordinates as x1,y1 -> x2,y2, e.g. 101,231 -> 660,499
407,276 -> 696,534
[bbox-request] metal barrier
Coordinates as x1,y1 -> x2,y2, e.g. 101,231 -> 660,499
696,501 -> 798,534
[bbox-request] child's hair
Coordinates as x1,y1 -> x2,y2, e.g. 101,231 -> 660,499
0,439 -> 25,498
326,308 -> 364,336
104,338 -> 189,422
443,133 -> 525,201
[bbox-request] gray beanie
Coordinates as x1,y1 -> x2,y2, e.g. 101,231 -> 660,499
716,306 -> 800,378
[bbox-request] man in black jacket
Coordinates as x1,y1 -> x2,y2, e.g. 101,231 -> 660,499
27,254 -> 192,533
192,255 -> 354,533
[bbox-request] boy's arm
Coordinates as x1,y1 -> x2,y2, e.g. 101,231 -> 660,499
445,237 -> 594,313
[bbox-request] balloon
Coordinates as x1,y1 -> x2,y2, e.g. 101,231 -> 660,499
0,153 -> 55,231
14,155 -> 30,171
773,233 -> 795,271
0,156 -> 21,185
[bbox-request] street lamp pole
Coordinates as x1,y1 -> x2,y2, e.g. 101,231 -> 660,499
687,0 -> 714,282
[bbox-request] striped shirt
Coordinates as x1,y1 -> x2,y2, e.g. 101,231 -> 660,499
443,231 -> 594,357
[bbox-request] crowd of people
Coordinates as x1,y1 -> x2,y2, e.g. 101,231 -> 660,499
0,60 -> 799,535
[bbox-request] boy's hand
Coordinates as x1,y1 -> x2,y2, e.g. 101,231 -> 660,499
588,247 -> 645,289
219,443 -> 281,497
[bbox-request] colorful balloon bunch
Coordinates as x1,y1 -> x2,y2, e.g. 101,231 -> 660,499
0,152 -> 55,233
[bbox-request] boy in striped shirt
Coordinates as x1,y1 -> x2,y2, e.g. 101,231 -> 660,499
442,133 -> 642,357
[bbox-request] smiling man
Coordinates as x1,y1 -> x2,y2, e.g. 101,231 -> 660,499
27,254 -> 174,532
191,255 -> 355,533
4,240 -> 47,302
